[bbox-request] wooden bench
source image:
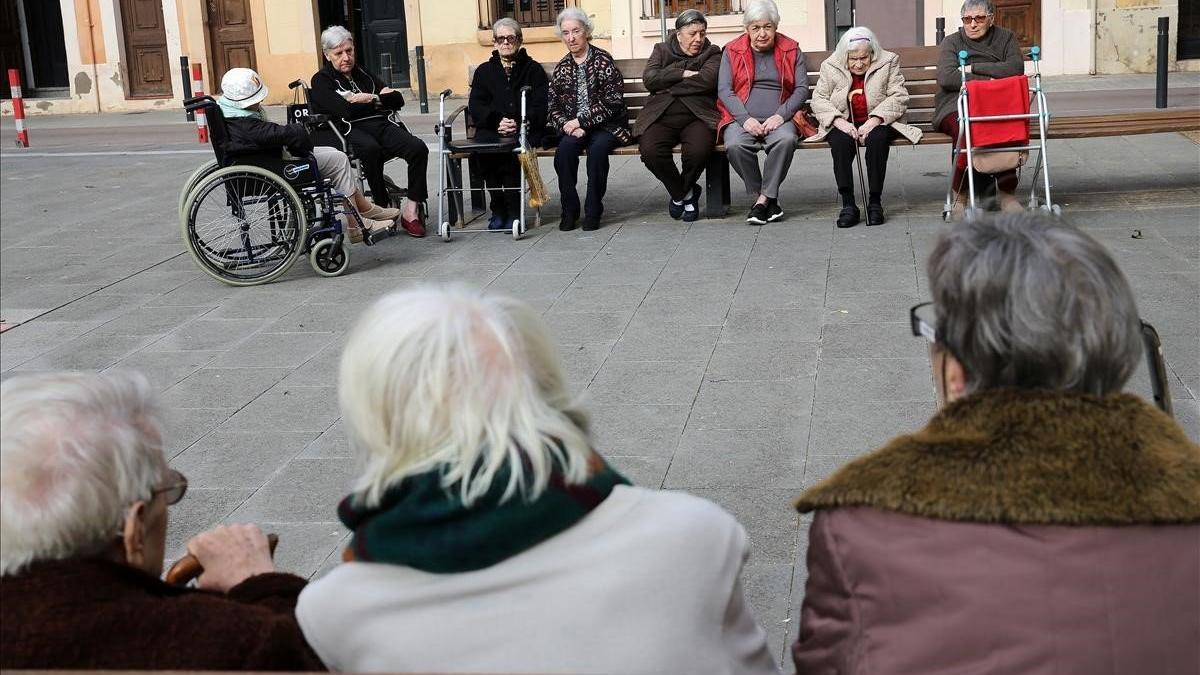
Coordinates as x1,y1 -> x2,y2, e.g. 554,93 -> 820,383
451,45 -> 1200,219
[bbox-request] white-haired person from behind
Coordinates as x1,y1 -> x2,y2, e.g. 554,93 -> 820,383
296,285 -> 781,674
0,371 -> 323,670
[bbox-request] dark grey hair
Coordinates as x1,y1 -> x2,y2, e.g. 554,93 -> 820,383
320,26 -> 354,53
927,213 -> 1143,396
960,0 -> 995,16
743,0 -> 780,26
555,7 -> 593,38
675,9 -> 707,30
492,18 -> 523,43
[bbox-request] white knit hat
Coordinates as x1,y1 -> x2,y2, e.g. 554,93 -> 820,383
220,67 -> 269,108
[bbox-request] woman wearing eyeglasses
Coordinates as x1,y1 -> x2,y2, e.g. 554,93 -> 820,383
934,0 -> 1025,214
0,371 -> 324,670
791,213 -> 1200,674
468,18 -> 549,231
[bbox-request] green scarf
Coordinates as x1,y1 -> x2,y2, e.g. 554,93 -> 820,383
216,96 -> 266,120
339,452 -> 629,573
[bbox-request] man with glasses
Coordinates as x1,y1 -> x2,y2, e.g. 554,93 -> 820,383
933,0 -> 1025,214
791,213 -> 1199,673
0,371 -> 323,670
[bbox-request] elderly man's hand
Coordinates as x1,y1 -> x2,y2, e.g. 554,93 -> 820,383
742,118 -> 766,137
345,92 -> 377,104
498,117 -> 518,135
833,117 -> 858,139
762,114 -> 786,133
186,524 -> 276,593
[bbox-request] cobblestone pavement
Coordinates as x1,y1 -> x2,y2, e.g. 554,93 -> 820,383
2,118 -> 1197,670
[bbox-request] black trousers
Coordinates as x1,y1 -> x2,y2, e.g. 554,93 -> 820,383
637,104 -> 714,201
342,117 -> 429,207
477,152 -> 521,219
827,125 -> 898,197
554,129 -> 620,219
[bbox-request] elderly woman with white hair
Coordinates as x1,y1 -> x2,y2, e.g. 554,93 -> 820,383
806,27 -> 922,228
295,285 -> 781,674
717,0 -> 807,225
792,213 -> 1200,673
0,371 -> 323,670
309,25 -> 428,237
547,7 -> 632,232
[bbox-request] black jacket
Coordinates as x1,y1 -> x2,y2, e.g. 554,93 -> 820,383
310,62 -> 405,123
468,49 -> 549,146
222,114 -> 313,158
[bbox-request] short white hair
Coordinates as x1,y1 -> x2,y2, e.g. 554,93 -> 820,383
743,0 -> 781,26
555,7 -> 594,39
321,25 -> 354,53
1,371 -> 165,576
339,285 -> 592,509
834,26 -> 882,64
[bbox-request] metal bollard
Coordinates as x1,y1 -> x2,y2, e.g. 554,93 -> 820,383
936,17 -> 946,45
416,45 -> 429,114
191,63 -> 208,144
1156,16 -> 1169,109
8,69 -> 28,147
180,56 -> 194,121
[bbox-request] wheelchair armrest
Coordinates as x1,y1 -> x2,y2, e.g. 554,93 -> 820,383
301,113 -> 331,129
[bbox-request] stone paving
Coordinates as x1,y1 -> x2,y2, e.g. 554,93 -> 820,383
1,114 -> 1198,670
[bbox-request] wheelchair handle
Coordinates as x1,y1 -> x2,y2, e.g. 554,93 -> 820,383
183,95 -> 216,112
438,88 -> 453,100
288,79 -> 308,90
957,50 -> 969,66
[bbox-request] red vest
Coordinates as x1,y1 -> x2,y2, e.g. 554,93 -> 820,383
716,32 -> 801,137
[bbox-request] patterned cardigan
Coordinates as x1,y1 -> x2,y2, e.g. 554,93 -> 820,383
547,45 -> 632,145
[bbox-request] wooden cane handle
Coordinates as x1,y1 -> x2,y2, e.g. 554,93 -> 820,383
165,533 -> 280,586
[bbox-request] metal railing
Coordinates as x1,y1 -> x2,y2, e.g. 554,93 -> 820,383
640,0 -> 743,19
478,0 -> 576,29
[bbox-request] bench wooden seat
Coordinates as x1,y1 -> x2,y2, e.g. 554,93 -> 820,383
449,45 -> 1200,219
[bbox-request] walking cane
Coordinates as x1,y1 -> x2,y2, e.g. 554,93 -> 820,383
847,90 -> 869,209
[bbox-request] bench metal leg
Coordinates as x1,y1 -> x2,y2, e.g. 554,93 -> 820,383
705,153 -> 731,219
449,157 -> 466,225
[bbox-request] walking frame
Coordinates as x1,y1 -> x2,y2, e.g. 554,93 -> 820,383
942,45 -> 1060,222
435,86 -> 536,241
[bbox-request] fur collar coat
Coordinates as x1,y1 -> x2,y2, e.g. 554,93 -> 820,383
805,49 -> 922,145
792,388 -> 1200,674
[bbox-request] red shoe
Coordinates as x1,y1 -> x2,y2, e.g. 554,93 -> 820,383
400,215 -> 426,238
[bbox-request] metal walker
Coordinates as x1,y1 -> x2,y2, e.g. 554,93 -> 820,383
435,87 -> 536,241
942,45 -> 1060,221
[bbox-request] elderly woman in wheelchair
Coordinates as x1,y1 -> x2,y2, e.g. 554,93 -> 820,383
179,68 -> 399,286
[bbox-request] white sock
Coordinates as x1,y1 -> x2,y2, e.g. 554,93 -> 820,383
683,203 -> 696,212
671,198 -> 684,205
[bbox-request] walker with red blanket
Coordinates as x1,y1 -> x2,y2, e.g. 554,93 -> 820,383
942,45 -> 1058,221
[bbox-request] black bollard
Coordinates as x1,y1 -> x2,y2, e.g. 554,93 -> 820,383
180,56 -> 193,121
936,17 -> 946,45
416,45 -> 429,114
1156,16 -> 1169,108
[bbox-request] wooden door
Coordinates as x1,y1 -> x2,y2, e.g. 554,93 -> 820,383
361,0 -> 409,88
0,0 -> 24,99
119,0 -> 170,97
207,0 -> 256,91
993,0 -> 1040,50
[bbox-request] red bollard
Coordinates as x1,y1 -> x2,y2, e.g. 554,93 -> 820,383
190,63 -> 208,144
8,68 -> 29,147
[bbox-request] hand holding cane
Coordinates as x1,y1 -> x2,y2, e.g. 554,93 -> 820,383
847,90 -> 869,210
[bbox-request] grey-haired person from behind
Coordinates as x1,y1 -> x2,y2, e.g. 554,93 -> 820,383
295,284 -> 782,674
792,212 -> 1200,674
635,9 -> 722,222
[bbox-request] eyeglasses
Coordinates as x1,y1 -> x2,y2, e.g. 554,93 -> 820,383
152,469 -> 189,506
961,14 -> 991,24
495,35 -> 520,44
909,301 -> 1174,416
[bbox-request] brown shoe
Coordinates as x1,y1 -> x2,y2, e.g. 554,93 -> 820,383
360,204 -> 401,220
401,215 -> 426,238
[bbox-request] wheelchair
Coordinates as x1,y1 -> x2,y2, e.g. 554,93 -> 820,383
179,95 -> 392,286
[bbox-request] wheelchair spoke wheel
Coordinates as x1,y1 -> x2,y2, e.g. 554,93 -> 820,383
182,166 -> 306,286
309,237 -> 351,277
178,159 -> 219,223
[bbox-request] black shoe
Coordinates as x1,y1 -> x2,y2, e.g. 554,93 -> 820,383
668,198 -> 685,220
681,184 -> 702,222
747,202 -> 769,225
581,215 -> 600,231
866,203 -> 886,226
766,199 -> 784,222
836,205 -> 861,228
559,212 -> 578,231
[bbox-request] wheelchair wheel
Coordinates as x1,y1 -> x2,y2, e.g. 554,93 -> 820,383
181,165 -> 307,286
309,237 -> 351,277
178,160 -> 219,223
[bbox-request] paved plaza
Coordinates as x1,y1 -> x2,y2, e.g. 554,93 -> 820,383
2,104 -> 1198,669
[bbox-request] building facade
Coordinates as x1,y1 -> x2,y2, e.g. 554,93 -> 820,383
2,0 -> 1196,115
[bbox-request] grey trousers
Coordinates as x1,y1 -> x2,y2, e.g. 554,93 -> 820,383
313,146 -> 360,198
723,123 -> 798,199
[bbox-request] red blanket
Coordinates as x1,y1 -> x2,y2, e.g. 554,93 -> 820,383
958,74 -> 1030,168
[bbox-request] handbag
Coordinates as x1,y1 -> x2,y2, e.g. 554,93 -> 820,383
792,106 -> 819,138
287,85 -> 310,125
972,150 -> 1027,173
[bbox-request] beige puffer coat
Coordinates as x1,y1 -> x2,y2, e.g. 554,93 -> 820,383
805,48 -> 922,144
